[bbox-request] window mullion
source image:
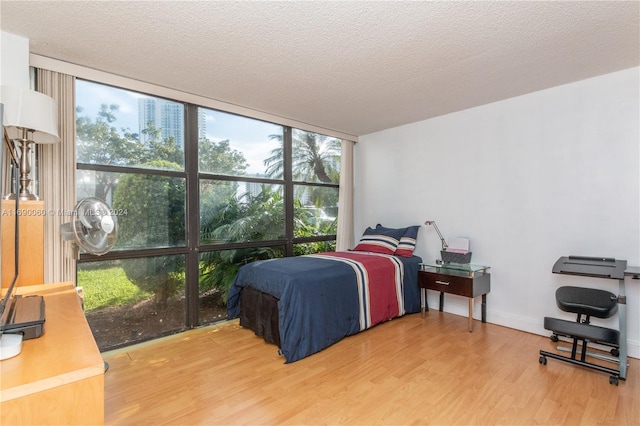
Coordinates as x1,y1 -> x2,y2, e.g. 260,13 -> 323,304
185,103 -> 200,328
283,127 -> 294,257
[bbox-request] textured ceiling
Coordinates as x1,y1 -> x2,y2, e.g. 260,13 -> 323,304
1,1 -> 638,137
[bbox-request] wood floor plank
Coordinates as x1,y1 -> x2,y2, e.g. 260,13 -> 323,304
103,311 -> 639,425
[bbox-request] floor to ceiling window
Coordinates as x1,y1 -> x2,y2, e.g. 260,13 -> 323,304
75,80 -> 341,351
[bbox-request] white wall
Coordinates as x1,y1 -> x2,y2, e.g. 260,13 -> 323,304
1,31 -> 30,87
355,68 -> 640,358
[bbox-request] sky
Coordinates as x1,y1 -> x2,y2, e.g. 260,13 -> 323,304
75,79 -> 281,176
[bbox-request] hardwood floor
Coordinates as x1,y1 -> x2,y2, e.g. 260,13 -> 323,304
103,311 -> 639,425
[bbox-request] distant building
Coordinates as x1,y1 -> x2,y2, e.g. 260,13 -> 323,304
198,108 -> 207,140
138,99 -> 208,145
138,98 -> 184,146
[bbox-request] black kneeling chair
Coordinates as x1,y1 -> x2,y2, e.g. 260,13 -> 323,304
539,286 -> 621,385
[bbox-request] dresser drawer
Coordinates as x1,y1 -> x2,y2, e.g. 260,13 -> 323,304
418,271 -> 472,297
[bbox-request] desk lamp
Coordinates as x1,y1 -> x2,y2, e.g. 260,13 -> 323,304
424,220 -> 448,250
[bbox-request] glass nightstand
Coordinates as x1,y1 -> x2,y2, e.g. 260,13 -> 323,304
418,261 -> 491,331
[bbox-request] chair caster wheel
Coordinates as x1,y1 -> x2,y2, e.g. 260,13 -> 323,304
609,376 -> 619,386
539,356 -> 547,365
550,334 -> 559,342
611,348 -> 619,357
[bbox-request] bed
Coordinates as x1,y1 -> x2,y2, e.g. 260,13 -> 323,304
226,224 -> 422,363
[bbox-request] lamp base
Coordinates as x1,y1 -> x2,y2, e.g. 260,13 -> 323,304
3,192 -> 39,201
0,333 -> 23,360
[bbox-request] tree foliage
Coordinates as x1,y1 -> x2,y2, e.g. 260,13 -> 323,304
76,104 -> 142,200
199,138 -> 248,174
76,103 -> 340,310
199,186 -> 284,301
112,160 -> 185,307
139,122 -> 183,166
264,130 -> 341,183
77,105 -> 248,307
76,104 -> 143,165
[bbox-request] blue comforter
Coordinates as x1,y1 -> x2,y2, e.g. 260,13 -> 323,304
227,252 -> 422,363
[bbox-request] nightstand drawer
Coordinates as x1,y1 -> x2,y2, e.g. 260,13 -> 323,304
419,271 -> 472,297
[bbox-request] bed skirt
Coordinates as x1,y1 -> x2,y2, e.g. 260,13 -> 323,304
239,287 -> 281,347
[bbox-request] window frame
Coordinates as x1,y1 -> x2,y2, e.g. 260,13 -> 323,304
75,80 -> 340,334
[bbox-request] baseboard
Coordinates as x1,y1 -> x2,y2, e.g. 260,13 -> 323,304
425,294 -> 640,359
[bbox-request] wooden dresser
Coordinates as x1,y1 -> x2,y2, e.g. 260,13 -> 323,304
1,200 -> 45,288
0,282 -> 104,425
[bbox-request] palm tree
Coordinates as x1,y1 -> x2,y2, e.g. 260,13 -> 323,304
264,130 -> 341,183
199,186 -> 285,301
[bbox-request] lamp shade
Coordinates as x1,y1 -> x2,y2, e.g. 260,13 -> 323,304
0,85 -> 59,144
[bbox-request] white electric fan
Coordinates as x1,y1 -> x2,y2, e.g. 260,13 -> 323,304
61,197 -> 117,372
61,197 -> 118,257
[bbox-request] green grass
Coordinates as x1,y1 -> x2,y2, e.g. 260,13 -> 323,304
77,267 -> 152,311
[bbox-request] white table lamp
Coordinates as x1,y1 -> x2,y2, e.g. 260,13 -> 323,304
1,86 -> 59,200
